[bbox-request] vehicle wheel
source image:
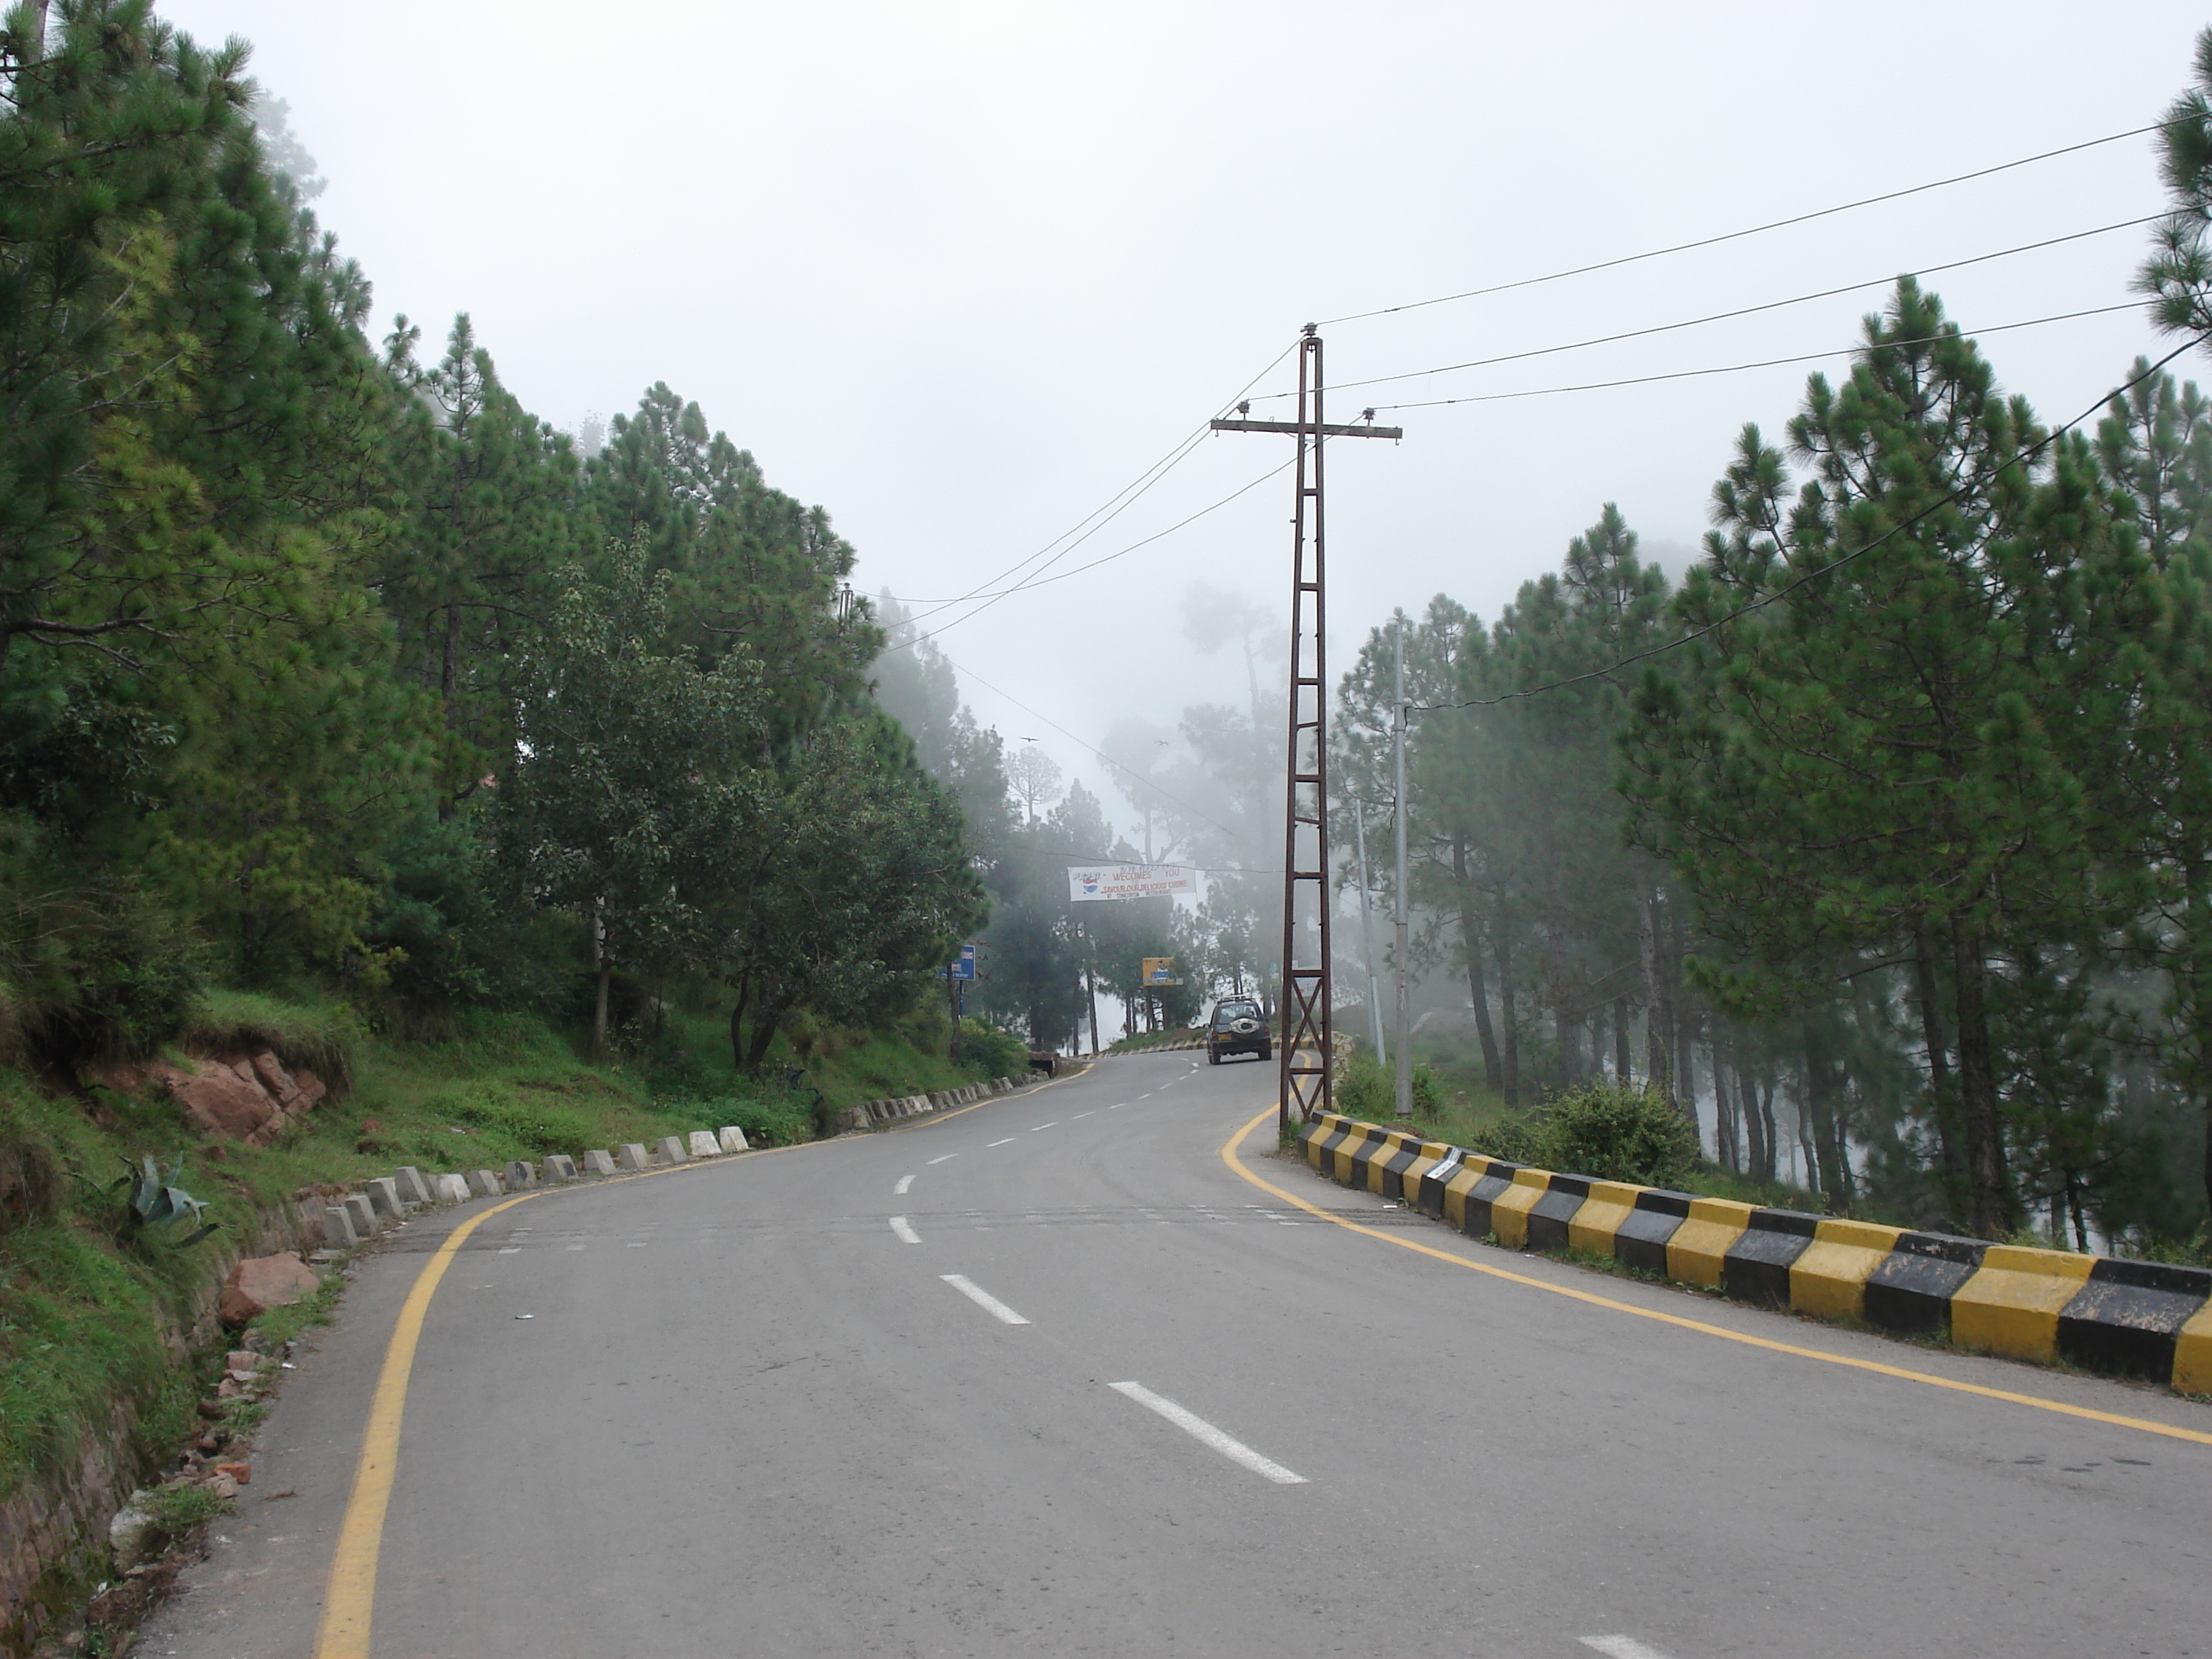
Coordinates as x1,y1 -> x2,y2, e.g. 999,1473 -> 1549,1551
1207,1049 -> 1220,1064
1257,1046 -> 1271,1062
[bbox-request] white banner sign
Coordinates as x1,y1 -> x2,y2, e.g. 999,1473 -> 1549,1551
1067,864 -> 1197,903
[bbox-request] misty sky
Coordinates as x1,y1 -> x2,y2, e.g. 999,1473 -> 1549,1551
161,0 -> 2212,840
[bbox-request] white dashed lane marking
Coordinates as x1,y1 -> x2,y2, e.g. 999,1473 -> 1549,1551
1031,1122 -> 1057,1132
1108,1381 -> 1306,1485
895,1174 -> 915,1195
939,1274 -> 1031,1324
888,1216 -> 921,1245
987,1137 -> 1014,1148
928,1154 -> 958,1165
1580,1639 -> 1679,1659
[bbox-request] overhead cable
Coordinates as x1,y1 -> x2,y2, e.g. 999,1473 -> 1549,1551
897,339 -> 1300,635
1320,117 -> 2176,328
1250,215 -> 2159,405
1408,335 -> 2208,714
1363,301 -> 2139,413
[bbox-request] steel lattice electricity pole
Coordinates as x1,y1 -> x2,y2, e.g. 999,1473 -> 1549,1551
1211,327 -> 1401,1132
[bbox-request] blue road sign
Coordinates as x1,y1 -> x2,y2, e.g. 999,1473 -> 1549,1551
950,943 -> 978,981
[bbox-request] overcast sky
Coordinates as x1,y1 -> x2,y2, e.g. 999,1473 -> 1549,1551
161,0 -> 2212,840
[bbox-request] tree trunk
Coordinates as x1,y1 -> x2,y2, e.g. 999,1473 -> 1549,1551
1495,924 -> 1520,1107
1676,1005 -> 1701,1146
1804,1019 -> 1854,1213
1613,995 -> 1632,1082
1950,917 -> 2016,1237
1558,998 -> 1580,1088
1741,1060 -> 1769,1180
592,965 -> 611,1060
743,992 -> 794,1074
1463,903 -> 1502,1093
1638,879 -> 1673,1105
1712,1043 -> 1738,1170
1913,921 -> 1964,1203
590,899 -> 610,1059
1086,967 -> 1101,1056
727,980 -> 751,1072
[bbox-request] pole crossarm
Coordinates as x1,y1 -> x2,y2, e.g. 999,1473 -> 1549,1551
1208,418 -> 1404,440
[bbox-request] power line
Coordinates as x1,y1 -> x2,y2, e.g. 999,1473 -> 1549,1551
886,302 -> 2137,624
896,340 -> 1300,635
1320,117 -> 2176,328
882,452 -> 1295,610
1362,301 -> 2139,413
1249,215 -> 2159,406
1408,335 -> 2208,714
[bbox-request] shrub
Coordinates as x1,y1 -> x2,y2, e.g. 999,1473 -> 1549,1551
1466,1083 -> 1699,1187
959,1020 -> 1028,1079
0,877 -> 204,1073
1332,1049 -> 1445,1122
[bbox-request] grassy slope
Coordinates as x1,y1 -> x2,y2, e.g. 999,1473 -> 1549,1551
0,994 -> 1015,1503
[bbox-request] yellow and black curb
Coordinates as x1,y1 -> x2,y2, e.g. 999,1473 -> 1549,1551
1298,1112 -> 2212,1393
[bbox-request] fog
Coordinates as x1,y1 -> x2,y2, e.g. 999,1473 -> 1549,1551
159,0 -> 2210,840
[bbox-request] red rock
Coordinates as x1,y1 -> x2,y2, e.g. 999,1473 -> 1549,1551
212,1461 -> 250,1485
218,1252 -> 321,1327
248,1050 -> 298,1104
158,1061 -> 276,1143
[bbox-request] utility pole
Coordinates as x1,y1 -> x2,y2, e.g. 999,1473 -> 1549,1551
1393,620 -> 1412,1119
1353,800 -> 1385,1064
1212,328 -> 1401,1132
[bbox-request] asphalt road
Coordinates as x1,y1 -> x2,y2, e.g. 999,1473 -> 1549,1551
144,1051 -> 2212,1657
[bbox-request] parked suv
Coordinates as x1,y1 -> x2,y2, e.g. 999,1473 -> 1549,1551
1206,998 -> 1270,1064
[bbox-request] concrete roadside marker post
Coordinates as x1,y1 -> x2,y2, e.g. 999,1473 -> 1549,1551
581,1149 -> 617,1176
342,1193 -> 377,1237
323,1205 -> 359,1247
716,1126 -> 749,1152
366,1177 -> 406,1220
687,1130 -> 720,1159
617,1143 -> 650,1173
657,1135 -> 689,1163
504,1159 -> 537,1191
541,1154 -> 577,1183
467,1169 -> 502,1198
431,1174 -> 471,1203
392,1166 -> 432,1206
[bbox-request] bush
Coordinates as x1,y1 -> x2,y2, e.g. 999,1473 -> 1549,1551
1333,1049 -> 1445,1122
0,876 -> 204,1073
1466,1082 -> 1699,1188
959,1019 -> 1027,1079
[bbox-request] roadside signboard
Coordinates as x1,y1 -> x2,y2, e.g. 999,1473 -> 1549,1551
1068,864 -> 1197,903
1142,956 -> 1182,987
950,943 -> 977,981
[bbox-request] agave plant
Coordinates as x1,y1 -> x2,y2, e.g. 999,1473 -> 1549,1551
113,1152 -> 219,1247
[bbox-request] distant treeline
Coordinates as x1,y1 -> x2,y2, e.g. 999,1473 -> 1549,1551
0,4 -> 983,1079
1342,227 -> 2212,1246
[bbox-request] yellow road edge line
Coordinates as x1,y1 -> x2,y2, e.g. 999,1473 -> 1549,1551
313,1066 -> 1090,1652
1221,1105 -> 2212,1450
313,1189 -> 536,1658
